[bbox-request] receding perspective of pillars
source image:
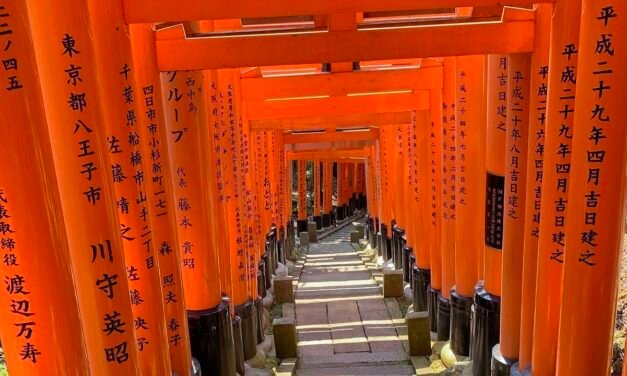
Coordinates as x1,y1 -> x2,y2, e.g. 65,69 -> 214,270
323,161 -> 333,228
0,2 -> 89,373
532,1 -> 581,375
26,0 -> 141,373
491,53 -> 531,374
427,86 -> 444,332
556,2 -> 625,374
438,56 -> 456,342
472,53 -> 508,376
88,5 -> 173,373
515,4 -> 551,375
296,160 -> 308,233
450,55 -> 486,357
313,160 -> 322,229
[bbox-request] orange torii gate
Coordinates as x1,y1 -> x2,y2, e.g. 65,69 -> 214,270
4,2 -> 627,376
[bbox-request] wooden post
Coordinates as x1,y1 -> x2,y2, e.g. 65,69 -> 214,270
451,55 -> 486,356
516,4 -> 551,374
472,54 -> 508,376
556,2 -> 626,374
0,2 -> 89,373
531,1 -> 582,375
88,4 -> 175,373
26,0 -> 141,372
492,53 -> 532,374
427,87 -> 444,332
438,57 -> 457,341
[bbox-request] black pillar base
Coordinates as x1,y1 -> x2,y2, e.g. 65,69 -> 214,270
232,316 -> 245,376
402,245 -> 412,282
257,261 -> 266,298
471,283 -> 501,376
313,215 -> 322,230
385,236 -> 392,261
412,267 -> 431,312
375,232 -> 383,258
491,344 -> 516,376
262,252 -> 272,292
255,296 -> 265,345
322,213 -> 331,228
235,300 -> 258,360
450,289 -> 473,356
436,296 -> 451,341
427,286 -> 439,332
510,362 -> 531,376
188,301 -> 236,376
392,226 -> 403,270
337,205 -> 346,221
296,219 -> 308,234
403,253 -> 416,284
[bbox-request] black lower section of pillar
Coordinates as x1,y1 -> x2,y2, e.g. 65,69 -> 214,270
385,236 -> 392,261
296,219 -> 308,234
491,344 -> 515,376
235,300 -> 258,360
392,226 -> 403,270
402,245 -> 412,283
257,261 -> 266,298
450,289 -> 473,356
427,286 -> 439,332
408,253 -> 416,284
322,213 -> 331,228
510,362 -> 531,376
232,316 -> 245,375
471,283 -> 501,376
436,296 -> 451,341
188,301 -> 236,376
255,296 -> 265,345
262,252 -> 272,292
337,205 -> 346,221
380,223 -> 389,260
412,266 -> 430,312
313,215 -> 322,230
375,232 -> 383,258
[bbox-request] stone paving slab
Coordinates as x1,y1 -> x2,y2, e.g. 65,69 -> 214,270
328,301 -> 370,353
296,364 -> 415,375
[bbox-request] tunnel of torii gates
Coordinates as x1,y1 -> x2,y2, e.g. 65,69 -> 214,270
0,0 -> 625,376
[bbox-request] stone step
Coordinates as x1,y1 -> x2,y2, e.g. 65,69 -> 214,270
297,351 -> 410,369
295,364 -> 415,375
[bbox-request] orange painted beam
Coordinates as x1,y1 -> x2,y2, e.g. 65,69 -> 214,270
250,111 -> 412,131
124,0 -> 552,23
240,66 -> 442,100
155,9 -> 534,70
284,129 -> 379,144
246,92 -> 429,121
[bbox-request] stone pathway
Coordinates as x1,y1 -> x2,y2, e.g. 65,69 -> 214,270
294,223 -> 414,375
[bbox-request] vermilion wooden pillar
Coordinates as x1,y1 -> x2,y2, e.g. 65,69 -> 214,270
323,161 -> 333,227
438,57 -> 456,341
0,3 -> 89,373
26,0 -> 140,372
532,1 -> 581,375
556,2 -> 625,374
217,69 -> 257,362
312,159 -> 322,228
379,126 -> 394,261
492,53 -> 532,374
427,87 -> 444,332
472,54 -> 508,376
296,160 -> 308,233
88,5 -> 173,373
411,111 -> 432,313
450,55 -> 486,356
515,4 -> 551,374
